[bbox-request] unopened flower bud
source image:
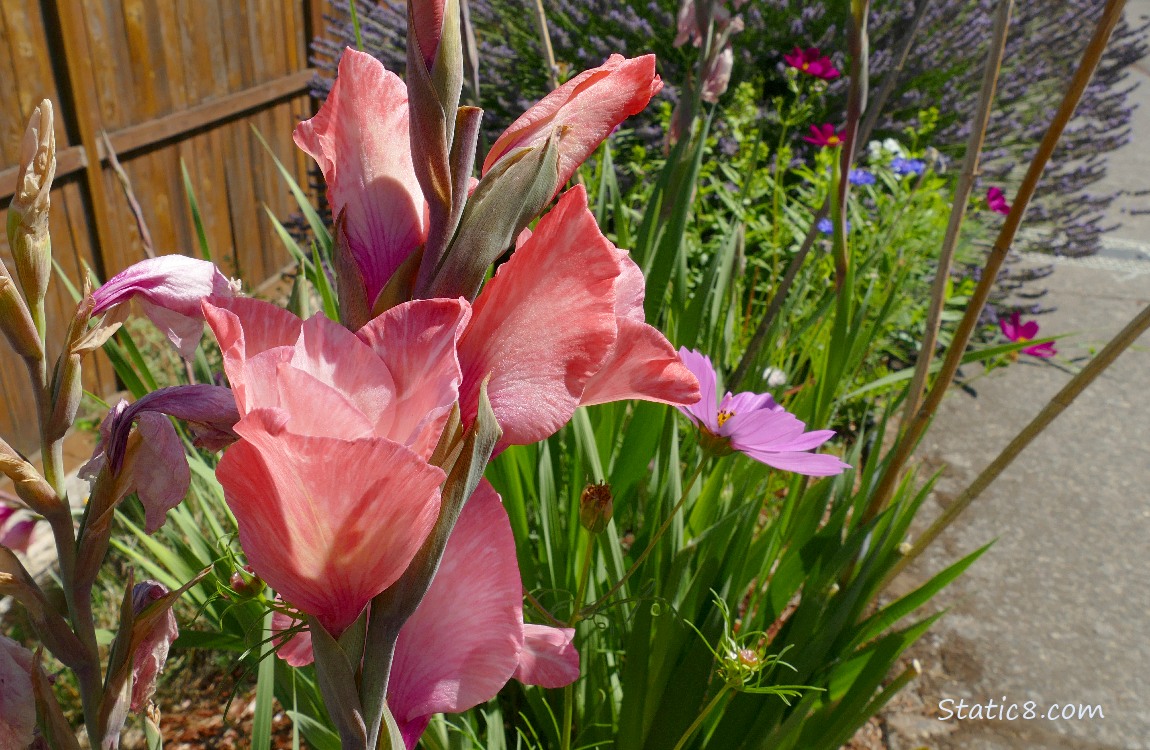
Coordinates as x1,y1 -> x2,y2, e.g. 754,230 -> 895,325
0,269 -> 42,361
8,100 -> 56,312
229,566 -> 264,599
579,482 -> 613,535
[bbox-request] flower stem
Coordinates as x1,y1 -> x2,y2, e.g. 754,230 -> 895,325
672,686 -> 730,750
559,529 -> 598,750
581,456 -> 709,618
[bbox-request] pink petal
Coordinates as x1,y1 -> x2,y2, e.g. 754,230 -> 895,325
739,448 -> 850,476
389,480 -> 523,738
0,635 -> 34,749
457,186 -> 619,446
580,317 -> 700,407
133,413 -> 191,534
294,49 -> 426,304
1024,341 -> 1057,358
674,347 -> 719,430
482,55 -> 663,196
202,298 -> 304,412
270,609 -> 315,668
356,298 -> 471,456
284,313 -> 397,433
1018,320 -> 1040,340
218,410 -> 445,636
513,625 -> 580,689
92,255 -> 235,359
701,46 -> 734,104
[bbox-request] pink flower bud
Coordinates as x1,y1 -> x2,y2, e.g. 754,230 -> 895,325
411,0 -> 446,68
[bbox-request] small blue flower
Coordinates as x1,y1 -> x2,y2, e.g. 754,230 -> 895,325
848,169 -> 876,185
816,217 -> 850,235
891,157 -> 926,177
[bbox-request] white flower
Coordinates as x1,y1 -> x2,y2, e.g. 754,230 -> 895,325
762,367 -> 787,387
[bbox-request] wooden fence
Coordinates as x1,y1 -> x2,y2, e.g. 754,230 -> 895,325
0,0 -> 336,454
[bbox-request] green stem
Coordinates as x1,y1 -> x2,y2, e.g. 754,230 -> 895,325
559,531 -> 598,750
581,456 -> 708,617
672,686 -> 730,750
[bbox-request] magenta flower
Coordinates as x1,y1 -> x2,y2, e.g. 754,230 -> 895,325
803,123 -> 844,148
987,186 -> 1011,215
675,348 -> 849,476
999,311 -> 1057,358
783,46 -> 841,80
0,500 -> 36,555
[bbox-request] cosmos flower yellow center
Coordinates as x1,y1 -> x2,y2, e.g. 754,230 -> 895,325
801,62 -> 810,70
827,135 -> 841,145
717,410 -> 735,427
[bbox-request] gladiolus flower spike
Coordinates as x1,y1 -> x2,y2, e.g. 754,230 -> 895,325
676,348 -> 849,476
783,46 -> 841,80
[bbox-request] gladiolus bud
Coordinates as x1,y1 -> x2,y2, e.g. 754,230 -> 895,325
7,100 -> 56,316
579,482 -> 613,534
0,268 -> 42,361
410,0 -> 446,69
229,566 -> 264,599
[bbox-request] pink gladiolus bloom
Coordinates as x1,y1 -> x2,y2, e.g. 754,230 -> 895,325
205,297 -> 470,636
676,348 -> 849,476
987,186 -> 1011,215
295,49 -> 427,307
456,186 -> 699,448
0,635 -> 34,749
803,123 -> 844,148
483,54 -> 663,198
92,255 -> 237,359
269,481 -> 579,748
783,46 -> 841,80
129,581 -> 179,712
999,311 -> 1057,358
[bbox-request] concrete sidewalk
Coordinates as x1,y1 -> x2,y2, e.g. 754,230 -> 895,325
883,5 -> 1150,746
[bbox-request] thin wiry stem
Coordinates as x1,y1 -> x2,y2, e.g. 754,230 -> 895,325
902,0 -> 1013,427
865,0 -> 1127,519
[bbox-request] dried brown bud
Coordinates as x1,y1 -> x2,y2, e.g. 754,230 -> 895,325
8,100 -> 56,311
579,482 -> 614,535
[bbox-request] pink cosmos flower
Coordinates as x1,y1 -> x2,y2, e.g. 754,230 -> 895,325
999,311 -> 1057,358
270,480 -> 578,749
92,254 -> 237,359
204,297 -> 469,637
456,185 -> 699,448
987,186 -> 1011,215
482,54 -> 663,198
783,46 -> 841,80
676,348 -> 849,476
803,123 -> 845,148
0,634 -> 34,749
